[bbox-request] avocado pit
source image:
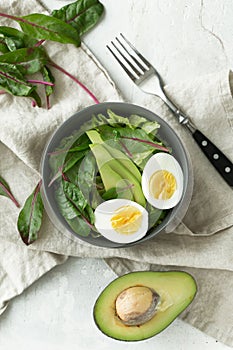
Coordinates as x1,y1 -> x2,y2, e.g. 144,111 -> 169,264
115,286 -> 160,326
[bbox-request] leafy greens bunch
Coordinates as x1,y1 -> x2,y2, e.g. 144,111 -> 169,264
48,110 -> 170,240
0,0 -> 104,108
0,0 -> 104,245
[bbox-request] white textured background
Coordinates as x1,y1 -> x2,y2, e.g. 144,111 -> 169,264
0,1 -> 232,349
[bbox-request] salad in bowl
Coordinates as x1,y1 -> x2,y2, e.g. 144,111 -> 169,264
41,103 -> 192,248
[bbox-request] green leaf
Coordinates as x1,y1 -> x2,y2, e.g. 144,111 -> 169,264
105,110 -> 160,135
79,113 -> 112,132
4,37 -> 21,52
147,204 -> 164,229
63,180 -> 87,213
101,185 -> 133,201
80,109 -> 159,134
62,179 -> 95,233
101,187 -> 118,200
49,133 -> 90,185
0,47 -> 48,75
0,26 -> 37,51
106,109 -> 134,128
19,13 -> 81,46
64,159 -> 81,185
55,181 -> 93,236
17,180 -> 44,245
52,0 -> 104,36
0,41 -> 9,53
77,152 -> 96,199
99,125 -> 164,169
128,114 -> 160,135
66,216 -> 91,237
41,65 -> 55,97
29,90 -> 42,107
84,203 -> 95,225
0,175 -> 20,207
0,63 -> 36,96
49,149 -> 87,185
79,108 -> 165,171
55,182 -> 80,220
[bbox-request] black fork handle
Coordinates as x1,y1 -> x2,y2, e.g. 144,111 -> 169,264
192,129 -> 233,187
166,105 -> 233,188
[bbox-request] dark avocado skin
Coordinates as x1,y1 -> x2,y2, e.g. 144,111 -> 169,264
93,271 -> 197,342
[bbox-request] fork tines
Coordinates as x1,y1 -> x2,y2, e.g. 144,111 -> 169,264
107,33 -> 151,82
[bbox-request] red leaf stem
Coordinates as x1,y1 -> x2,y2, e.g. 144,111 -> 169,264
0,181 -> 20,207
48,60 -> 99,104
27,79 -> 54,86
27,180 -> 42,233
121,136 -> 170,152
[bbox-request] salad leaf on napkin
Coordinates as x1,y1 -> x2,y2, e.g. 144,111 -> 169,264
17,180 -> 44,245
0,0 -> 104,107
0,26 -> 37,51
19,14 -> 81,46
0,13 -> 81,46
0,62 -> 39,99
41,66 -> 55,109
52,0 -> 104,36
0,46 -> 48,74
0,175 -> 20,207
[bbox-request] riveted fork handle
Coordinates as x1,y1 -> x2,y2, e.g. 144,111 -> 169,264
192,129 -> 233,187
164,97 -> 233,187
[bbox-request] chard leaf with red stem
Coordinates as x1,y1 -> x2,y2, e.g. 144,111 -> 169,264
52,0 -> 104,36
0,46 -> 48,75
0,26 -> 37,52
17,180 -> 44,245
55,182 -> 80,220
48,60 -> 99,104
0,175 -> 20,207
0,62 -> 37,96
48,149 -> 87,187
41,65 -> 55,109
0,0 -> 103,107
0,13 -> 81,46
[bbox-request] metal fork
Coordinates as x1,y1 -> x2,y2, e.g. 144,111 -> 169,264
107,34 -> 233,187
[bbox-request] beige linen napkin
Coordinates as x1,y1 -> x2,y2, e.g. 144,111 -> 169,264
0,0 -> 233,346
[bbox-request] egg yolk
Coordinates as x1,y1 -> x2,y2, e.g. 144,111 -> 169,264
149,170 -> 177,200
111,205 -> 142,234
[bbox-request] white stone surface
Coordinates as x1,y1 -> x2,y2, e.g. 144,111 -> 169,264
1,1 -> 232,349
0,258 -> 231,350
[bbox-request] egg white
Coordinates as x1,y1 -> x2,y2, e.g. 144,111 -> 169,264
142,153 -> 184,210
94,199 -> 148,244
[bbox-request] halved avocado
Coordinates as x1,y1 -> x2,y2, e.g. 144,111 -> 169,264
93,271 -> 197,341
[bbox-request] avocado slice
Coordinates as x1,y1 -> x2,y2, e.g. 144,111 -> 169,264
93,271 -> 197,341
89,143 -> 146,207
86,129 -> 142,182
96,163 -> 133,200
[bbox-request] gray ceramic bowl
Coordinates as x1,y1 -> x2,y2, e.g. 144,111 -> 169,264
41,102 -> 193,248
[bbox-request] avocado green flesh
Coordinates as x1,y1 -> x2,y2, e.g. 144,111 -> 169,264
93,271 -> 197,341
86,129 -> 142,182
89,143 -> 146,207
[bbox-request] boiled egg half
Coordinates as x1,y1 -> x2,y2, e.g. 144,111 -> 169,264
142,153 -> 183,209
94,199 -> 148,244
